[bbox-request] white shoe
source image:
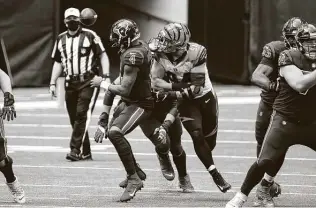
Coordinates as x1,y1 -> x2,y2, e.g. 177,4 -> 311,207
6,177 -> 25,204
226,192 -> 247,208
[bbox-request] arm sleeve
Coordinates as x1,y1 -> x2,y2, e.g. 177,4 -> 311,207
51,39 -> 61,63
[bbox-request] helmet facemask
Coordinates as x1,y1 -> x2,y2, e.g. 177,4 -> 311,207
301,37 -> 316,60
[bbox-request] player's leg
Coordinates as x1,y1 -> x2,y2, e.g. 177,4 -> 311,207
169,117 -> 194,192
0,117 -> 25,203
108,103 -> 151,202
67,86 -> 98,161
226,112 -> 294,208
140,117 -> 174,181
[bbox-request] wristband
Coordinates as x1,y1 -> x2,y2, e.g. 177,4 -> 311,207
161,120 -> 173,132
100,80 -> 111,90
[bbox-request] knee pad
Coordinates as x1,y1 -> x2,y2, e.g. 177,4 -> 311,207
205,135 -> 216,151
170,144 -> 184,156
108,130 -> 131,156
0,156 -> 12,168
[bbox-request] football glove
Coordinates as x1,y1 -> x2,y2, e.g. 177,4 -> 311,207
2,92 -> 16,121
154,126 -> 167,145
154,91 -> 168,102
94,112 -> 109,143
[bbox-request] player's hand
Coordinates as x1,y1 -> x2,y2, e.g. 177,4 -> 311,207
154,126 -> 167,144
49,84 -> 56,98
94,125 -> 108,143
90,76 -> 103,87
154,91 -> 168,102
2,92 -> 16,121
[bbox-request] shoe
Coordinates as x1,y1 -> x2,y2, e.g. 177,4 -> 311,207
66,151 -> 81,161
120,174 -> 143,202
270,182 -> 281,197
157,153 -> 175,181
119,163 -> 147,188
6,177 -> 25,204
179,174 -> 194,193
253,184 -> 275,207
225,192 -> 247,208
210,169 -> 231,193
81,153 -> 93,161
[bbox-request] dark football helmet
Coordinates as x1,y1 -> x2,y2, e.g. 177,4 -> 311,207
282,17 -> 306,48
109,19 -> 140,50
149,23 -> 191,53
295,23 -> 316,60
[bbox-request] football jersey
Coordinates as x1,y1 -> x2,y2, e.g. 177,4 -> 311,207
259,41 -> 287,106
119,40 -> 153,103
155,42 -> 213,98
274,48 -> 316,122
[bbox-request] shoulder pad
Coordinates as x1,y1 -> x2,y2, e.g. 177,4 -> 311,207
278,50 -> 293,67
188,42 -> 207,66
122,49 -> 145,66
264,41 -> 287,59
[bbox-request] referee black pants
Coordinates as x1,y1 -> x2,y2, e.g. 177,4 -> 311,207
65,79 -> 100,156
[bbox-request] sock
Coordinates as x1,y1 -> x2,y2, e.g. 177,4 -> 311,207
261,173 -> 274,187
0,161 -> 16,183
236,191 -> 248,201
241,162 -> 265,196
172,151 -> 187,177
207,165 -> 216,172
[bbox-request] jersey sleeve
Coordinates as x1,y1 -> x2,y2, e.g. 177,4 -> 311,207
259,44 -> 275,67
51,39 -> 61,63
122,50 -> 145,66
278,50 -> 293,68
194,46 -> 207,67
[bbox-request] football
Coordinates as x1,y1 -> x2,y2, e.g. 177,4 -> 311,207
80,8 -> 98,26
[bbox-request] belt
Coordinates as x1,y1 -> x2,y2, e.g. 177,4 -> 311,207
67,71 -> 94,82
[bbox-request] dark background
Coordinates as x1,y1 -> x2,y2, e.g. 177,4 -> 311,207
2,0 -> 316,87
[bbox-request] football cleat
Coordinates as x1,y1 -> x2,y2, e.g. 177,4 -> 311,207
66,151 -> 81,161
225,192 -> 247,208
157,153 -> 175,181
6,177 -> 25,204
270,182 -> 281,197
253,184 -> 275,207
120,174 -> 143,202
81,153 -> 93,161
179,174 -> 194,193
119,163 -> 146,188
210,169 -> 231,193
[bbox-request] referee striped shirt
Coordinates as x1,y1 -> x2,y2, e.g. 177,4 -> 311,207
51,28 -> 105,76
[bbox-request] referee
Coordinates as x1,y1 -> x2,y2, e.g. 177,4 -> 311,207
49,8 -> 110,161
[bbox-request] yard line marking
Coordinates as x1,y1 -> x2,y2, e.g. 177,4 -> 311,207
14,165 -> 316,176
6,135 -> 257,144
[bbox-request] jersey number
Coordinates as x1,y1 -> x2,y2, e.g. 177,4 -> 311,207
129,54 -> 136,65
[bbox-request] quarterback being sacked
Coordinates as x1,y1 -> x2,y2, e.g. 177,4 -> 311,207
250,17 -> 305,206
226,23 -> 316,208
0,69 -> 25,203
90,19 -> 172,202
149,23 -> 231,193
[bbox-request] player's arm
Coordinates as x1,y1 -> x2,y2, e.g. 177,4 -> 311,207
0,68 -> 16,121
251,45 -> 278,91
50,39 -> 63,85
279,51 -> 316,94
161,99 -> 179,131
151,59 -> 191,91
100,65 -> 138,97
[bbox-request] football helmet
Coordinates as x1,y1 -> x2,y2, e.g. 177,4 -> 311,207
149,23 -> 191,53
282,17 -> 306,48
295,23 -> 316,60
109,19 -> 140,49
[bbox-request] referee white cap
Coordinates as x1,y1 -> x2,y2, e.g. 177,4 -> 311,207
64,8 -> 80,19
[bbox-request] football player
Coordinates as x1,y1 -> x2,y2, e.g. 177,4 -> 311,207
90,19 -> 172,202
226,23 -> 316,208
0,68 -> 25,203
149,23 -> 231,193
250,17 -> 305,205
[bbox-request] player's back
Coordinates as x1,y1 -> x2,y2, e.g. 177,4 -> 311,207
260,41 -> 287,106
120,40 -> 153,104
274,48 -> 316,122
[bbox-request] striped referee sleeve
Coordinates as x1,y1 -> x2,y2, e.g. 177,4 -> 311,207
51,39 -> 61,63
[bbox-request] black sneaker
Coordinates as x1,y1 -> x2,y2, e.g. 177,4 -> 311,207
120,174 -> 143,202
210,169 -> 231,193
119,163 -> 146,188
157,153 -> 175,181
270,182 -> 281,198
66,151 -> 81,161
81,153 -> 93,161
